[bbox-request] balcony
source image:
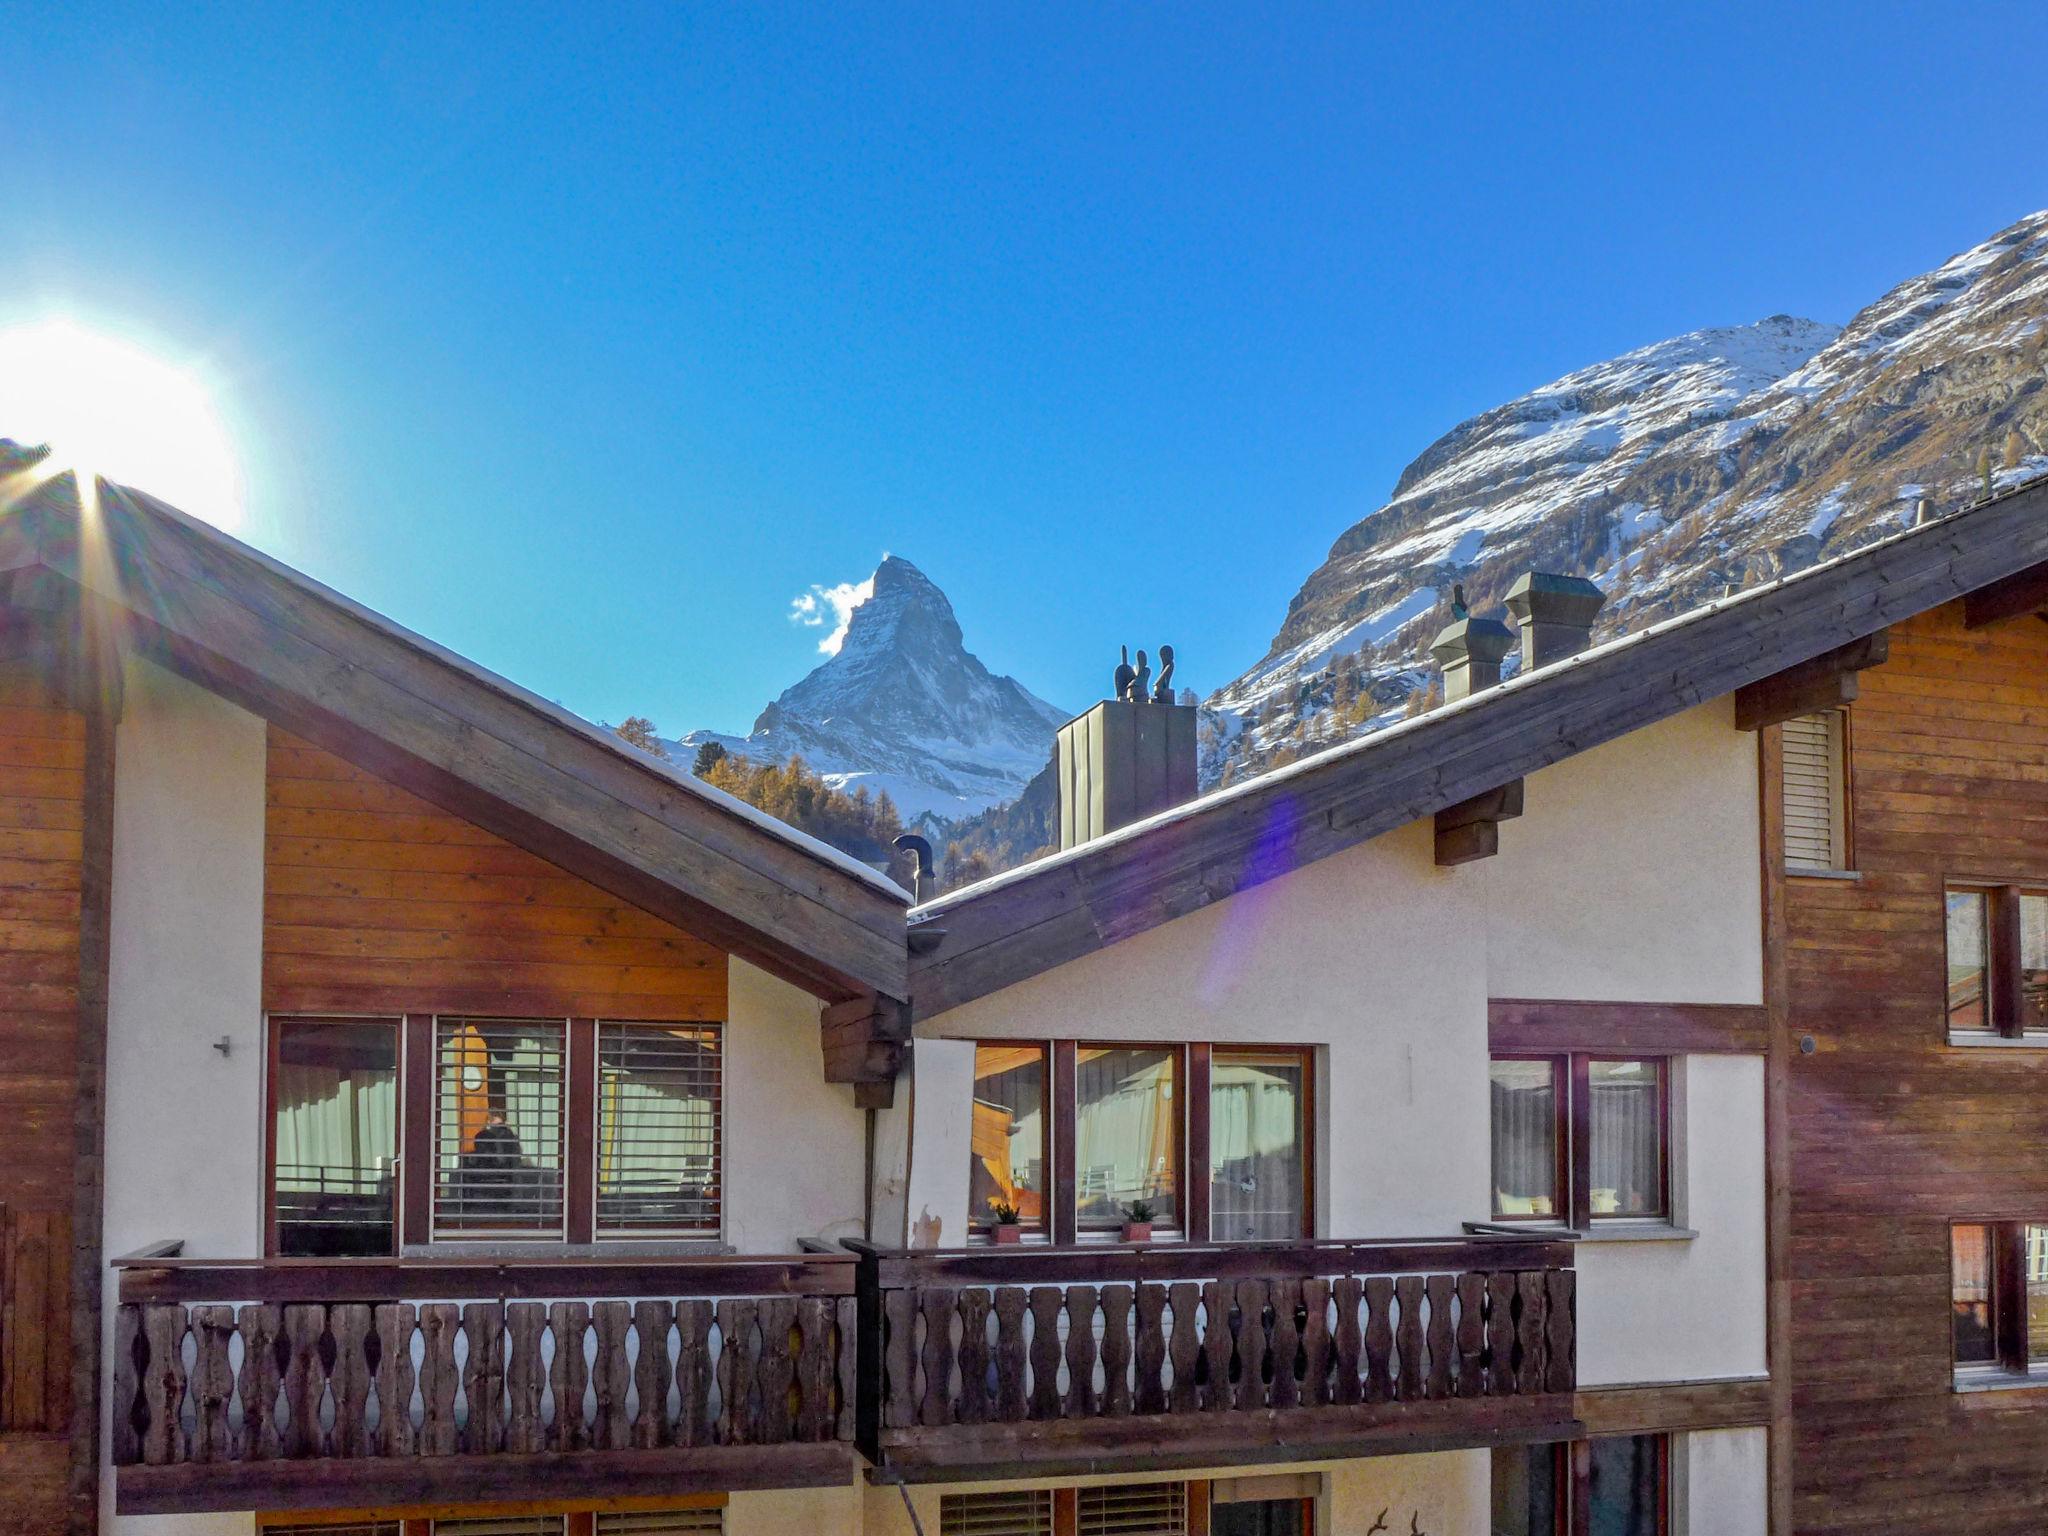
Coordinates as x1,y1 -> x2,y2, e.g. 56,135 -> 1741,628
108,1246 -> 858,1515
849,1235 -> 1578,1480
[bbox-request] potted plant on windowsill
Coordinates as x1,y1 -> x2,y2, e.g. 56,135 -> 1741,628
988,1198 -> 1023,1245
1121,1200 -> 1156,1243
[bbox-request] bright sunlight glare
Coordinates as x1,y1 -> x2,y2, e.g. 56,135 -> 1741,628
0,318 -> 244,530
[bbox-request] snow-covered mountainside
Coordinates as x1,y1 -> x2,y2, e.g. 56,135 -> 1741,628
674,556 -> 1070,829
1207,211 -> 2048,785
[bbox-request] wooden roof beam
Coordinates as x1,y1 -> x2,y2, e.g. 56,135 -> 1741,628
1964,561 -> 2048,628
1733,631 -> 1888,731
1434,779 -> 1524,867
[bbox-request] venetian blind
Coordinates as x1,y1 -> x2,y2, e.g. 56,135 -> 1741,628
940,1490 -> 1056,1536
431,1520 -> 567,1536
1077,1483 -> 1190,1536
264,1526 -> 401,1536
1782,711 -> 1845,870
596,1511 -> 724,1534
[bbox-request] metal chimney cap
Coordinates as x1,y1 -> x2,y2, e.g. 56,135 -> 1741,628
1505,571 -> 1606,628
1429,615 -> 1515,666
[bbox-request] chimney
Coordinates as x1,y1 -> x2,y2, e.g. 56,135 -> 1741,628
1055,645 -> 1198,849
1505,571 -> 1605,670
1429,604 -> 1515,701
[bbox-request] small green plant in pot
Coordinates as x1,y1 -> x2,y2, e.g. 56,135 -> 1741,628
1122,1199 -> 1156,1243
988,1197 -> 1023,1244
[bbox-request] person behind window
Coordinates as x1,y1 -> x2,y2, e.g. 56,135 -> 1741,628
464,1110 -> 526,1221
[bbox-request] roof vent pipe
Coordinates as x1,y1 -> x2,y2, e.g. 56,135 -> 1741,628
1505,571 -> 1606,671
1428,587 -> 1515,702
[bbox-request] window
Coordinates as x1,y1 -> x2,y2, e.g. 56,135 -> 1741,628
269,1017 -> 399,1258
1947,886 -> 2048,1038
1781,710 -> 1848,871
965,1042 -> 1314,1242
1078,1482 -> 1188,1535
596,1023 -> 722,1238
433,1019 -> 567,1237
1075,1046 -> 1181,1231
943,1484 -> 1294,1536
1952,1220 -> 2048,1377
1210,1049 -> 1310,1242
1490,1056 -> 1669,1229
940,1490 -> 1054,1536
433,1521 -> 566,1536
595,1512 -> 724,1535
1492,1437 -> 1668,1535
970,1043 -> 1050,1234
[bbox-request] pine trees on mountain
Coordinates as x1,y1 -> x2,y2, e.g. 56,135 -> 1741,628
691,740 -> 728,777
612,716 -> 671,759
696,752 -> 904,864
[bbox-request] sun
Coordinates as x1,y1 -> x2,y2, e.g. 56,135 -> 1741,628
0,317 -> 244,531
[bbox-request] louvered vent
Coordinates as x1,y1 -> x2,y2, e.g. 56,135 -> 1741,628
1782,711 -> 1846,871
432,1520 -> 567,1536
264,1526 -> 402,1536
596,1510 -> 725,1534
940,1489 -> 1056,1536
1078,1482 -> 1189,1536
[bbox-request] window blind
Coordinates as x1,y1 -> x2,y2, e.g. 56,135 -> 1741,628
264,1525 -> 402,1536
432,1018 -> 567,1238
596,1022 -> 723,1237
940,1490 -> 1056,1536
1078,1482 -> 1190,1536
1782,711 -> 1845,870
596,1511 -> 724,1534
432,1520 -> 567,1536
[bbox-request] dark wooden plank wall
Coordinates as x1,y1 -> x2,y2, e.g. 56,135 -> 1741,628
1785,600 -> 2048,1533
0,674 -> 84,1534
264,729 -> 728,1020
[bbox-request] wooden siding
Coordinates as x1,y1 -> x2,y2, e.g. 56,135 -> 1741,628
1783,600 -> 2048,1534
0,674 -> 84,1533
264,730 -> 727,1021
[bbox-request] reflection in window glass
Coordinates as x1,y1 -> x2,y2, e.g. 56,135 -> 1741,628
2023,893 -> 2048,1033
1489,1059 -> 1559,1220
596,1023 -> 721,1237
1210,1050 -> 1307,1240
969,1043 -> 1049,1231
1075,1046 -> 1179,1229
1948,889 -> 1989,1030
1489,1442 -> 1561,1536
433,1018 -> 566,1236
1210,1499 -> 1305,1536
1587,1435 -> 1663,1536
272,1018 -> 398,1258
2030,1225 -> 2048,1364
1953,1223 -> 1996,1365
1589,1061 -> 1663,1219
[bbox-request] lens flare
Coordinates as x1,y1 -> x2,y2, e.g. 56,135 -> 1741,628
0,318 -> 243,529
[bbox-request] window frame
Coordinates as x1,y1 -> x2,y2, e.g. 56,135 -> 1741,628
1945,882 -> 2048,1042
967,1040 -> 1054,1238
968,1039 -> 1317,1245
592,1019 -> 726,1242
1951,1217 -> 2048,1382
1780,707 -> 1852,874
1489,1052 -> 1672,1231
1495,1436 -> 1670,1536
264,1013 -> 404,1260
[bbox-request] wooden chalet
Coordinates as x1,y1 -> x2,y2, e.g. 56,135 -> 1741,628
1,453 -> 2046,1536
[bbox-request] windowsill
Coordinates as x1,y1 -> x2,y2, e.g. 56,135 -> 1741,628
1953,1364 -> 2048,1398
1947,1031 -> 2048,1050
1786,867 -> 1862,881
966,1230 -> 1190,1249
402,1239 -> 733,1259
1463,1220 -> 1697,1244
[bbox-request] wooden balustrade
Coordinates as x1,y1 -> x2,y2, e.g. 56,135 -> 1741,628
849,1236 -> 1579,1477
107,1252 -> 858,1515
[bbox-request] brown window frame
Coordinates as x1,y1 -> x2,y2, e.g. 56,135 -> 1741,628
1489,1053 -> 1671,1231
1951,1218 -> 2048,1377
970,1040 -> 1316,1245
1945,883 -> 2048,1039
1501,1436 -> 1671,1536
265,1013 -> 726,1253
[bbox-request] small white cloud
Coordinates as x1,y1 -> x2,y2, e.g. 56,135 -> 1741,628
788,569 -> 878,655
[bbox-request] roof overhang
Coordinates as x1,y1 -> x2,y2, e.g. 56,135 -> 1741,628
909,478 -> 2048,1018
0,472 -> 909,1007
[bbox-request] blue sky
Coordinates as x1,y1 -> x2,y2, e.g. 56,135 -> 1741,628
5,4 -> 2046,734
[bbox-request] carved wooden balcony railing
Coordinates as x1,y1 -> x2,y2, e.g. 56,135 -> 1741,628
108,1248 -> 858,1516
849,1236 -> 1578,1479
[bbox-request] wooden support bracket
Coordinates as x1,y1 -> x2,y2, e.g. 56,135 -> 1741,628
1964,561 -> 2048,629
820,994 -> 911,1105
1434,780 -> 1524,867
1733,631 -> 1889,731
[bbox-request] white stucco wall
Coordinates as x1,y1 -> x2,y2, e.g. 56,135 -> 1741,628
729,1484 -> 864,1536
1576,1055 -> 1768,1387
99,660 -> 269,1534
725,956 -> 868,1250
1680,1427 -> 1768,1536
1483,699 -> 1761,1004
920,819 -> 1492,1242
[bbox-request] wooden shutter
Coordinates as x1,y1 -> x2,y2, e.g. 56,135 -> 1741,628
1782,711 -> 1845,870
1077,1483 -> 1190,1536
940,1490 -> 1056,1536
595,1512 -> 723,1535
